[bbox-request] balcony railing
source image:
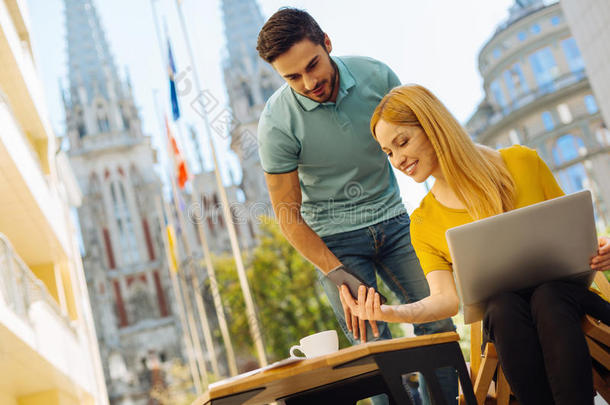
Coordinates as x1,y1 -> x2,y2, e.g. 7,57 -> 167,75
472,69 -> 587,140
0,232 -> 73,330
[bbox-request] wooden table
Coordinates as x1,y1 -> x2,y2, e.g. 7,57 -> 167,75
193,332 -> 477,405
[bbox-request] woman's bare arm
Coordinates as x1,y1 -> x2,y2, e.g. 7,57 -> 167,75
341,270 -> 460,324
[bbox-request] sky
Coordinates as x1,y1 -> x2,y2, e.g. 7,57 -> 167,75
26,0 -> 517,212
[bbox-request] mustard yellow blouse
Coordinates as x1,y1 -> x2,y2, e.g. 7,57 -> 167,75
410,145 -> 565,276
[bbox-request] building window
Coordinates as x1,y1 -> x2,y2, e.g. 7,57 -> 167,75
561,37 -> 584,73
76,110 -> 86,138
517,31 -> 527,42
153,271 -> 169,317
552,134 -> 586,165
557,164 -> 588,194
595,124 -> 610,146
503,63 -> 529,102
550,16 -> 561,26
584,95 -> 598,114
490,80 -> 507,109
529,47 -> 558,92
142,218 -> 155,261
557,103 -> 572,124
531,24 -> 541,34
509,129 -> 520,145
113,280 -> 129,327
541,111 -> 554,131
103,228 -> 116,269
97,104 -> 110,133
111,181 -> 140,265
493,48 -> 502,59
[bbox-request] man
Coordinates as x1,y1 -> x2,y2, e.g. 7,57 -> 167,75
256,8 -> 457,404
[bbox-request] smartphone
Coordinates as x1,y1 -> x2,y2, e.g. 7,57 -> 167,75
326,267 -> 387,304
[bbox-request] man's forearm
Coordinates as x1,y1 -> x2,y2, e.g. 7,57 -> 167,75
278,216 -> 341,274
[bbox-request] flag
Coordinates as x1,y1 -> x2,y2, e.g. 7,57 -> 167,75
167,38 -> 181,121
166,225 -> 179,273
165,116 -> 189,188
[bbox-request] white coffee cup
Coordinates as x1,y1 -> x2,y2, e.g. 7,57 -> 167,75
289,330 -> 339,359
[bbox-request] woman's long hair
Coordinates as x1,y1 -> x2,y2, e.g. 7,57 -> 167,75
371,84 -> 516,220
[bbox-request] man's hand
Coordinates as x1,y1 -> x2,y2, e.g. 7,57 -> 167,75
337,285 -> 360,341
339,285 -> 382,342
341,285 -> 403,325
591,236 -> 610,271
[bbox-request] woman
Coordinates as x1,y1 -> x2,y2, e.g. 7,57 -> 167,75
342,84 -> 610,405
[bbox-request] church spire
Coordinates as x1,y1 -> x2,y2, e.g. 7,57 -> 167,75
64,0 -> 121,103
221,0 -> 266,67
63,0 -> 143,150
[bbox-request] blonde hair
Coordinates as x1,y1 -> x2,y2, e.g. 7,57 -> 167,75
371,84 -> 515,220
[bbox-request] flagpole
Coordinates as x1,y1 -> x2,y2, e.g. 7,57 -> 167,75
188,176 -> 239,376
155,195 -> 201,394
152,89 -> 209,387
174,122 -> 222,378
150,0 -> 227,380
153,2 -> 237,375
173,0 -> 268,367
151,0 -> 225,378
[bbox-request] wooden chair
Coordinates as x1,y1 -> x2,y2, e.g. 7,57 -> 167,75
459,272 -> 610,405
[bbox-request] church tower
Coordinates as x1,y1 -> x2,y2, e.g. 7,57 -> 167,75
62,0 -> 184,402
221,0 -> 283,224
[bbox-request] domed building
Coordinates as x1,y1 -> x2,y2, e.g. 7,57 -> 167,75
466,0 -> 610,229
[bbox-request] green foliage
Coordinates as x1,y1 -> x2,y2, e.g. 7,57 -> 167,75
211,217 -> 349,364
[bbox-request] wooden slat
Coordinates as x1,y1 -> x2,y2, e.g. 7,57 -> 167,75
495,365 -> 511,405
583,315 -> 610,347
470,321 -> 483,378
473,348 -> 498,405
594,272 -> 610,300
586,336 -> 610,370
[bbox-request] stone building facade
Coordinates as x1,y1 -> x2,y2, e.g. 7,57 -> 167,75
466,0 -> 610,228
62,0 -> 184,403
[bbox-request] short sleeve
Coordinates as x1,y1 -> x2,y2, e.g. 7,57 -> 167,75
410,215 -> 453,276
535,151 -> 565,199
257,113 -> 300,174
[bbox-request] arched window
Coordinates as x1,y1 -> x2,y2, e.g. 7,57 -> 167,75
76,108 -> 86,138
110,180 -> 140,265
556,164 -> 589,194
97,102 -> 110,133
552,134 -> 586,165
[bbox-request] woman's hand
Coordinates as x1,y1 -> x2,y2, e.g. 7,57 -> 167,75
591,236 -> 610,271
340,285 -> 404,326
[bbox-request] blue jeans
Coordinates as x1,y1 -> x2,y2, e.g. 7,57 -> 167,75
318,213 -> 458,405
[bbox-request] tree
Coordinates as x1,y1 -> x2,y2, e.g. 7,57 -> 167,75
211,216 -> 350,365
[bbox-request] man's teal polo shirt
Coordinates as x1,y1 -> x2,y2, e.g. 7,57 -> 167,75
257,56 -> 405,237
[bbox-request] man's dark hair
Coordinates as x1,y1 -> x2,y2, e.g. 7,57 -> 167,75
256,8 -> 325,63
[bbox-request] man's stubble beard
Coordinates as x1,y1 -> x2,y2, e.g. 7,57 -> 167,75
320,56 -> 339,103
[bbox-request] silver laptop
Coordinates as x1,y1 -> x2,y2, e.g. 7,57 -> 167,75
446,190 -> 598,324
